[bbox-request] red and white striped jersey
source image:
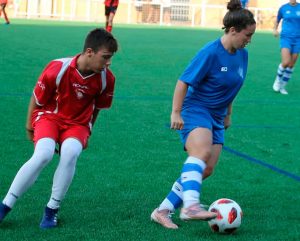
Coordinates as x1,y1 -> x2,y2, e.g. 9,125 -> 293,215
32,54 -> 115,128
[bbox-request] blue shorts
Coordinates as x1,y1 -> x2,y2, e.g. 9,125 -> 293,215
179,108 -> 225,146
280,36 -> 300,54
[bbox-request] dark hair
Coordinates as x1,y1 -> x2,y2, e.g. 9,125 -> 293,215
83,28 -> 118,53
222,0 -> 256,33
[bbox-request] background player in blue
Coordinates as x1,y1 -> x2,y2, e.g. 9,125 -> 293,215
240,0 -> 249,8
151,0 -> 256,229
272,0 -> 300,95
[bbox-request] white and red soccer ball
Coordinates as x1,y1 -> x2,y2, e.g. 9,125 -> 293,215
208,198 -> 243,234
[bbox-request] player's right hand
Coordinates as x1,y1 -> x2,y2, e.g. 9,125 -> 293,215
273,30 -> 279,37
26,129 -> 34,141
170,112 -> 184,130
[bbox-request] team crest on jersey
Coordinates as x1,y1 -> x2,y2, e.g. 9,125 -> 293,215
221,67 -> 228,72
286,10 -> 291,14
75,89 -> 84,99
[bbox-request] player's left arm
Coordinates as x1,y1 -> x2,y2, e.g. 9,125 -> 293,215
91,109 -> 100,127
25,95 -> 39,141
224,102 -> 232,130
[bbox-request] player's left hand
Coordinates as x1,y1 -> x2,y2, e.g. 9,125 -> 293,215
224,114 -> 231,130
26,129 -> 34,141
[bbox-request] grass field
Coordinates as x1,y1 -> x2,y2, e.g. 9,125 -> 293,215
0,19 -> 300,241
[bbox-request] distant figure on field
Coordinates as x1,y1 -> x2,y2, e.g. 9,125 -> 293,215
104,0 -> 119,32
240,0 -> 249,8
135,0 -> 143,23
0,0 -> 10,24
272,0 -> 300,95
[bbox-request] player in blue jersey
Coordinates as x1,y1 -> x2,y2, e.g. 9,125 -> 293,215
240,0 -> 249,8
272,0 -> 300,95
150,0 -> 256,229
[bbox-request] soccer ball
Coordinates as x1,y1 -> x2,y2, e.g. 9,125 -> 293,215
208,198 -> 242,234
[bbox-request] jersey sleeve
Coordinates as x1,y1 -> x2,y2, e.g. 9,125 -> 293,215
95,69 -> 115,109
179,48 -> 213,87
33,61 -> 62,106
277,6 -> 283,23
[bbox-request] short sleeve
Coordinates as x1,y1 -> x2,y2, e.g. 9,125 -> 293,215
179,49 -> 213,87
33,61 -> 62,106
277,7 -> 283,23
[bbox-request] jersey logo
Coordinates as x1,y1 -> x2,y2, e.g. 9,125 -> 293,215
286,10 -> 291,14
73,83 -> 88,99
221,67 -> 228,72
37,81 -> 46,90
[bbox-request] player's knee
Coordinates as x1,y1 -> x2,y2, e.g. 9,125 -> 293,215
60,147 -> 81,166
281,60 -> 291,68
33,148 -> 54,166
192,149 -> 212,162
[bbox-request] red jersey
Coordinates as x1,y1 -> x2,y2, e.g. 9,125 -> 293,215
32,54 -> 115,129
104,0 -> 119,7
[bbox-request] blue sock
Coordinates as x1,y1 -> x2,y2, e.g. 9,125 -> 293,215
181,156 -> 206,208
158,178 -> 183,211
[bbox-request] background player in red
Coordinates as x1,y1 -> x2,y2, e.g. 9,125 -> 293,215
0,0 -> 10,24
0,28 -> 118,229
104,0 -> 119,32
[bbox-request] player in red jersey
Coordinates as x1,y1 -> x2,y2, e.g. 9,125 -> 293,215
104,0 -> 119,32
0,28 -> 118,229
0,0 -> 10,24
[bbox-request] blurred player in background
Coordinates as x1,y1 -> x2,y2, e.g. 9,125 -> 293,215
104,0 -> 119,32
272,0 -> 300,95
0,28 -> 118,229
0,0 -> 10,24
151,0 -> 256,229
240,0 -> 249,8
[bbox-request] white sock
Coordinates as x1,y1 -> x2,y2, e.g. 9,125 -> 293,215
47,138 -> 82,209
3,138 -> 55,208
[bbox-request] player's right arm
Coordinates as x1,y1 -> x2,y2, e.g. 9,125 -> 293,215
170,80 -> 187,130
273,7 -> 282,37
25,95 -> 39,141
273,21 -> 280,37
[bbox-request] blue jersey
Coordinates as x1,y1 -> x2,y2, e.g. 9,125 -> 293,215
179,38 -> 248,119
277,2 -> 300,38
240,0 -> 248,8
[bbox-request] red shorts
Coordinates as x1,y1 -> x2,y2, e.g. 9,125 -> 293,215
33,117 -> 90,149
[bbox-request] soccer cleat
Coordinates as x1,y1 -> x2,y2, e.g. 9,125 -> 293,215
200,203 -> 209,210
40,207 -> 59,229
0,203 -> 11,222
273,78 -> 281,92
279,86 -> 289,95
180,204 -> 217,221
151,208 -> 178,229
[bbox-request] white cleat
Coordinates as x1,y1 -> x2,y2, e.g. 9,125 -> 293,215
279,87 -> 288,95
273,78 -> 281,92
